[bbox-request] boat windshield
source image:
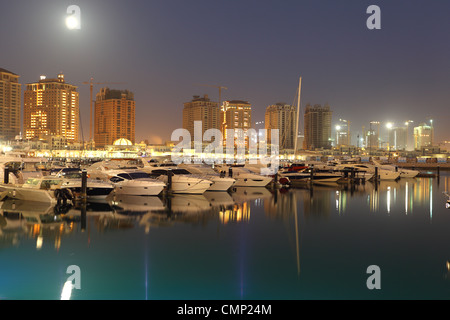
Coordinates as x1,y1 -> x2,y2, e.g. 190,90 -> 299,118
39,179 -> 62,189
24,178 -> 41,186
150,169 -> 191,175
51,168 -> 83,179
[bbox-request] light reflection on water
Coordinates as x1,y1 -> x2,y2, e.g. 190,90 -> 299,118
1,173 -> 450,299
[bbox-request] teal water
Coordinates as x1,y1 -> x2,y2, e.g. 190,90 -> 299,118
1,173 -> 450,300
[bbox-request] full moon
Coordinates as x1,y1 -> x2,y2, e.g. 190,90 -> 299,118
65,15 -> 79,30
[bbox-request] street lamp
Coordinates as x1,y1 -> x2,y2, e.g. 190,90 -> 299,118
335,125 -> 341,146
404,120 -> 413,151
430,119 -> 434,146
386,122 -> 393,159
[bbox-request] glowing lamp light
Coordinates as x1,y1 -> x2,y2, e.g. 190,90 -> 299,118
335,125 -> 341,131
386,122 -> 393,129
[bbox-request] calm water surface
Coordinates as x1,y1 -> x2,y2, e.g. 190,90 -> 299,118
1,173 -> 450,300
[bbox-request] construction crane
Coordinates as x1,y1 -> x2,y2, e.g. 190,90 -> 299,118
82,77 -> 126,141
195,84 -> 228,107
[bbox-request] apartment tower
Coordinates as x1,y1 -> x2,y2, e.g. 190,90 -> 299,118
182,94 -> 220,139
0,68 -> 21,141
414,123 -> 433,149
221,100 -> 252,147
303,103 -> 332,150
23,73 -> 79,142
94,87 -> 135,148
265,103 -> 297,150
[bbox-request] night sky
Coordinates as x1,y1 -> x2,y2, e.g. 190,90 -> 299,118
1,0 -> 449,144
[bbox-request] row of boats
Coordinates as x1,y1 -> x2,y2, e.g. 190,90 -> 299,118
0,158 -> 274,204
0,155 -> 421,204
277,159 -> 420,185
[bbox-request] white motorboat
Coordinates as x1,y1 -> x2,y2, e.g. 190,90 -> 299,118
178,164 -> 236,191
51,168 -> 115,199
278,167 -> 342,185
108,171 -> 166,196
146,168 -> 213,194
335,163 -> 400,180
372,160 -> 419,178
86,161 -> 166,196
217,165 -> 272,187
0,155 -> 47,184
0,176 -> 69,203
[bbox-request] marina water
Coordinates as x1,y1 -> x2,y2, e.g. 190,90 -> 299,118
1,173 -> 450,300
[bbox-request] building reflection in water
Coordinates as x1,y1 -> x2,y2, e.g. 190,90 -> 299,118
219,202 -> 250,225
1,175 -> 448,252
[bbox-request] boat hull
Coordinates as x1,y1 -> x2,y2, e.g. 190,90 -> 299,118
1,185 -> 57,203
207,177 -> 236,191
233,175 -> 272,187
61,179 -> 114,199
157,176 -> 213,194
113,180 -> 165,196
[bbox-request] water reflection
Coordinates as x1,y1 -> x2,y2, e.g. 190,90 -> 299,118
1,175 -> 449,252
2,173 -> 450,299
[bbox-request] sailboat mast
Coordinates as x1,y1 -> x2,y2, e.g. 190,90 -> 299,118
294,77 -> 302,158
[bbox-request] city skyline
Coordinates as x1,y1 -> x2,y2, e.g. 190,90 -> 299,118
1,0 -> 449,145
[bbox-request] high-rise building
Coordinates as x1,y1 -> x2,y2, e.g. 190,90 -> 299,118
265,103 -> 296,150
221,100 -> 252,146
414,123 -> 433,149
335,119 -> 351,146
94,87 -> 135,148
303,104 -> 332,150
182,94 -> 220,139
366,129 -> 379,151
0,68 -> 21,141
23,74 -> 79,142
388,126 -> 407,150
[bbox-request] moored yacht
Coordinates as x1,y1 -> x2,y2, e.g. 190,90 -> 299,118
216,165 -> 272,187
372,159 -> 419,178
108,170 -> 166,196
146,167 -> 213,194
335,163 -> 400,180
0,176 -> 68,203
51,168 -> 114,199
178,163 -> 236,191
278,168 -> 342,185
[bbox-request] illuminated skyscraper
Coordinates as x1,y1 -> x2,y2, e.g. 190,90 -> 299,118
388,126 -> 407,150
221,100 -> 252,146
182,94 -> 220,139
335,119 -> 351,146
414,123 -> 433,149
0,68 -> 21,141
23,74 -> 79,142
303,104 -> 332,150
265,103 -> 296,150
94,87 -> 135,148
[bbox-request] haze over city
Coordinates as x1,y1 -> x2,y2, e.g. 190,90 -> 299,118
1,0 -> 449,144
